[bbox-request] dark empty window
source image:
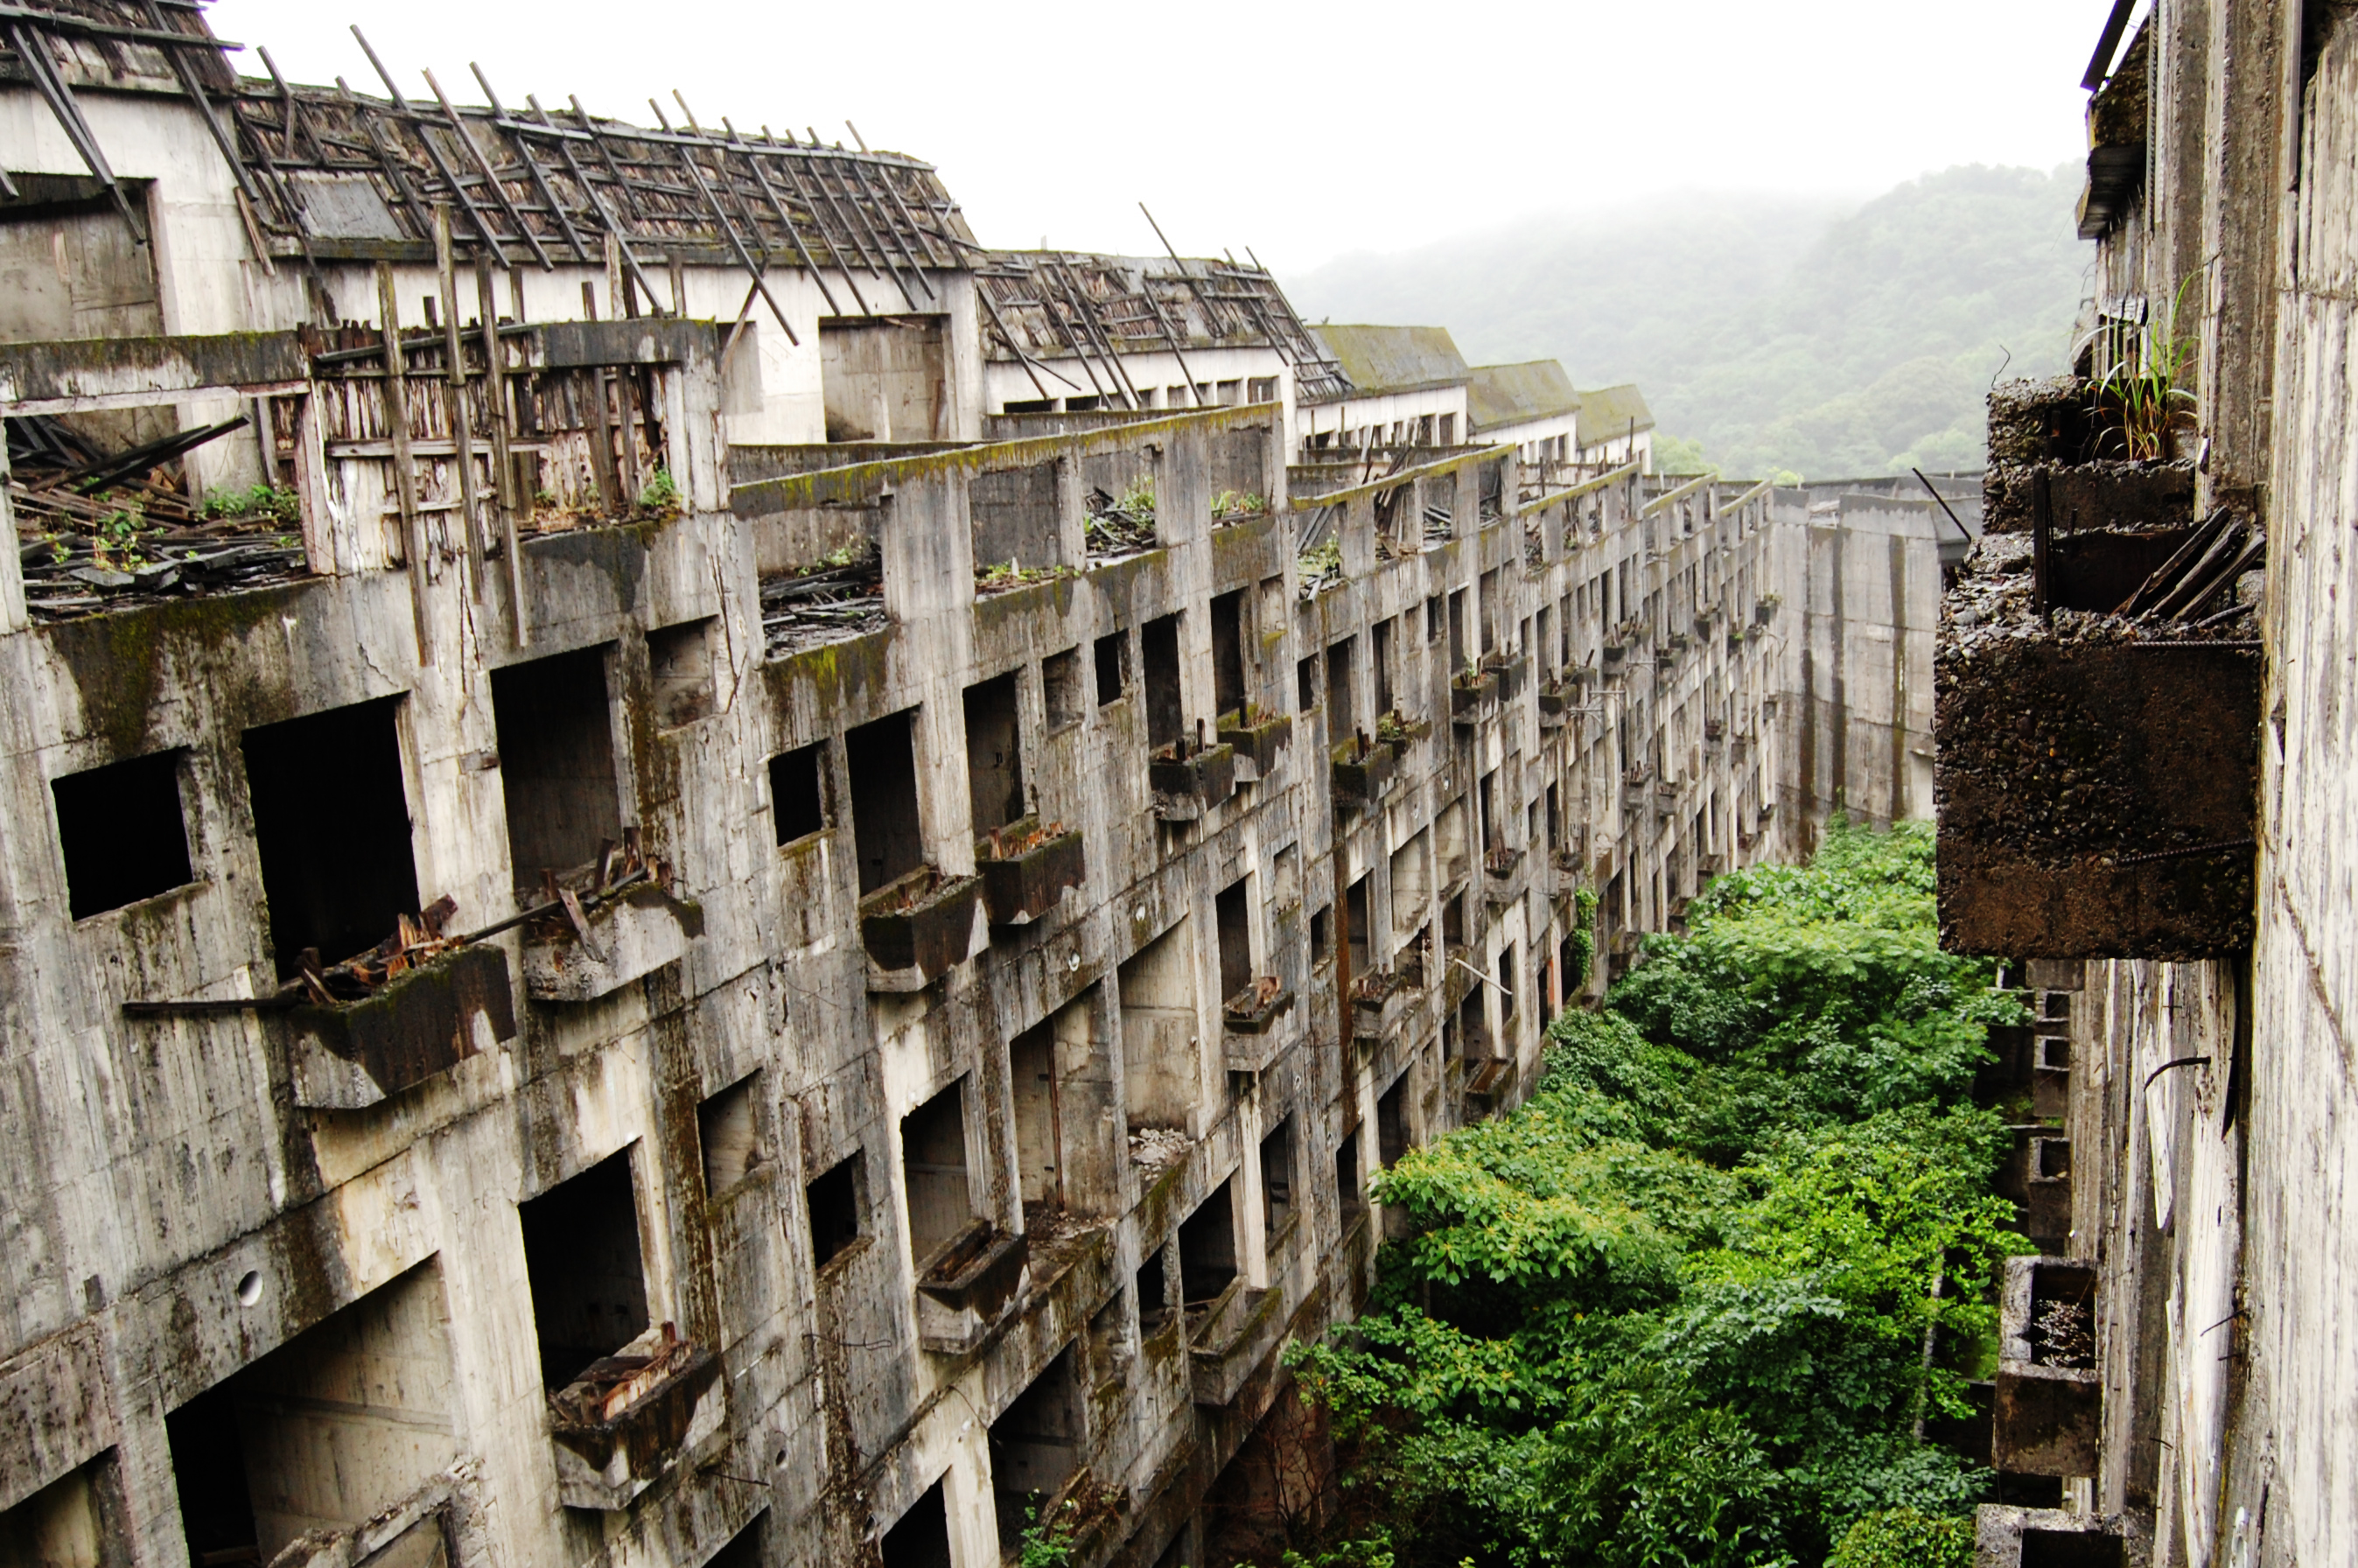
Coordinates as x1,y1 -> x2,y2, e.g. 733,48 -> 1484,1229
1336,1129 -> 1363,1219
1178,1182 -> 1236,1316
1499,944 -> 1518,1019
845,710 -> 924,895
769,740 -> 827,844
901,1079 -> 975,1268
491,646 -> 621,890
1424,595 -> 1443,641
1372,618 -> 1395,715
1044,648 -> 1084,729
1094,631 -> 1127,706
1448,590 -> 1466,667
1296,654 -> 1317,714
1377,1075 -> 1408,1167
1215,877 -> 1252,1004
698,1072 -> 766,1197
878,1480 -> 951,1568
1261,1116 -> 1294,1232
242,696 -> 419,976
1310,903 -> 1330,967
1135,1243 -> 1171,1334
807,1152 -> 864,1267
518,1150 -> 649,1390
1345,874 -> 1370,978
1326,635 -> 1355,738
52,749 -> 192,918
1210,589 -> 1247,721
990,1347 -> 1082,1555
963,672 -> 1025,834
1141,612 -> 1182,748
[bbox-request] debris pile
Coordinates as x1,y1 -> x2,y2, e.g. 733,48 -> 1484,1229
759,542 -> 886,657
9,413 -> 309,620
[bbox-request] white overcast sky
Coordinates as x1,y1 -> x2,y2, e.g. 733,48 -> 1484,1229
206,0 -> 2125,273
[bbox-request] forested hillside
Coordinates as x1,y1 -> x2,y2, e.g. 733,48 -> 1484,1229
1288,164 -> 2089,480
1281,822 -> 2027,1568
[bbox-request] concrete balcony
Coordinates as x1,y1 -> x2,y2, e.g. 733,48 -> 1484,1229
1992,1256 -> 2100,1478
522,883 -> 699,1003
914,1220 -> 1031,1354
547,1325 -> 724,1510
1188,1278 -> 1283,1408
1148,740 -> 1236,821
275,942 -> 516,1110
976,817 -> 1086,927
859,866 -> 982,990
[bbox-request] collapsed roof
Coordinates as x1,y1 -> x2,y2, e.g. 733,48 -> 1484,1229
976,250 -> 1348,403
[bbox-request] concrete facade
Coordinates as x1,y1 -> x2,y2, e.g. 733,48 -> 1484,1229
0,12 -> 1802,1568
1955,4 -> 2358,1564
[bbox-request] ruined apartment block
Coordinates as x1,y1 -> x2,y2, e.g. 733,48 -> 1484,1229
1932,4 -> 2358,1564
0,9 -> 1793,1568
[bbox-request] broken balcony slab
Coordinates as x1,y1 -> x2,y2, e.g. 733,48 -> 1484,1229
1215,706 -> 1291,784
1187,1278 -> 1281,1408
546,1325 -> 724,1511
521,883 -> 702,1003
1974,1505 -> 2140,1568
1148,741 -> 1235,821
860,866 -> 981,990
1992,1256 -> 2100,1479
975,817 -> 1086,927
913,1221 -> 1030,1355
274,942 -> 516,1110
1936,533 -> 2259,959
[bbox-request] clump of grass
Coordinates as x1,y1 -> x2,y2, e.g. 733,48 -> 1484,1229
2089,269 -> 2201,461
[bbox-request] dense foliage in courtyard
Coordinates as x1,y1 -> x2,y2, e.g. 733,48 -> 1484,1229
1290,821 -> 2023,1567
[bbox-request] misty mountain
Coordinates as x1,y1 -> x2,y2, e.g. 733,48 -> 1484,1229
1286,164 -> 2089,480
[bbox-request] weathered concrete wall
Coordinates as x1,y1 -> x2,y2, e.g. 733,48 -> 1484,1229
1773,490 -> 1940,841
1981,4 -> 2358,1565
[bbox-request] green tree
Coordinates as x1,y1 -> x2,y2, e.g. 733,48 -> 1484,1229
1290,820 -> 2026,1566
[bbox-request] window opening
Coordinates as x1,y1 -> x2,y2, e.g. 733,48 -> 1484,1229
1210,589 -> 1247,720
1135,1244 -> 1172,1334
1296,654 -> 1317,714
1261,1116 -> 1295,1232
844,710 -> 924,895
1336,1129 -> 1363,1220
519,1151 -> 648,1390
1214,877 -> 1253,1004
768,740 -> 828,844
1120,917 -> 1200,1130
1325,634 -> 1355,739
491,646 -> 622,892
1345,874 -> 1370,978
698,1072 -> 766,1197
1141,612 -> 1183,749
242,696 -> 418,976
1448,589 -> 1466,668
1377,1075 -> 1408,1169
168,1264 -> 456,1568
878,1480 -> 951,1568
1310,904 -> 1331,966
1094,630 -> 1127,706
52,749 -> 192,918
1043,648 -> 1084,730
900,1078 -> 976,1268
806,1151 -> 864,1268
647,618 -> 717,728
2,1454 -> 114,1568
962,672 -> 1025,834
1011,1018 -> 1061,1211
1178,1180 -> 1237,1320
990,1346 -> 1083,1555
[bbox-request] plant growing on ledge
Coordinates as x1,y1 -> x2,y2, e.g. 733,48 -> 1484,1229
2089,268 -> 2202,462
1375,709 -> 1415,747
1212,488 -> 1269,521
976,558 -> 1075,594
634,466 -> 681,520
199,483 -> 300,526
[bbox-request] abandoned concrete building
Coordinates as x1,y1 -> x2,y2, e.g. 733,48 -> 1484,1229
0,9 -> 1802,1568
1935,1 -> 2358,1564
